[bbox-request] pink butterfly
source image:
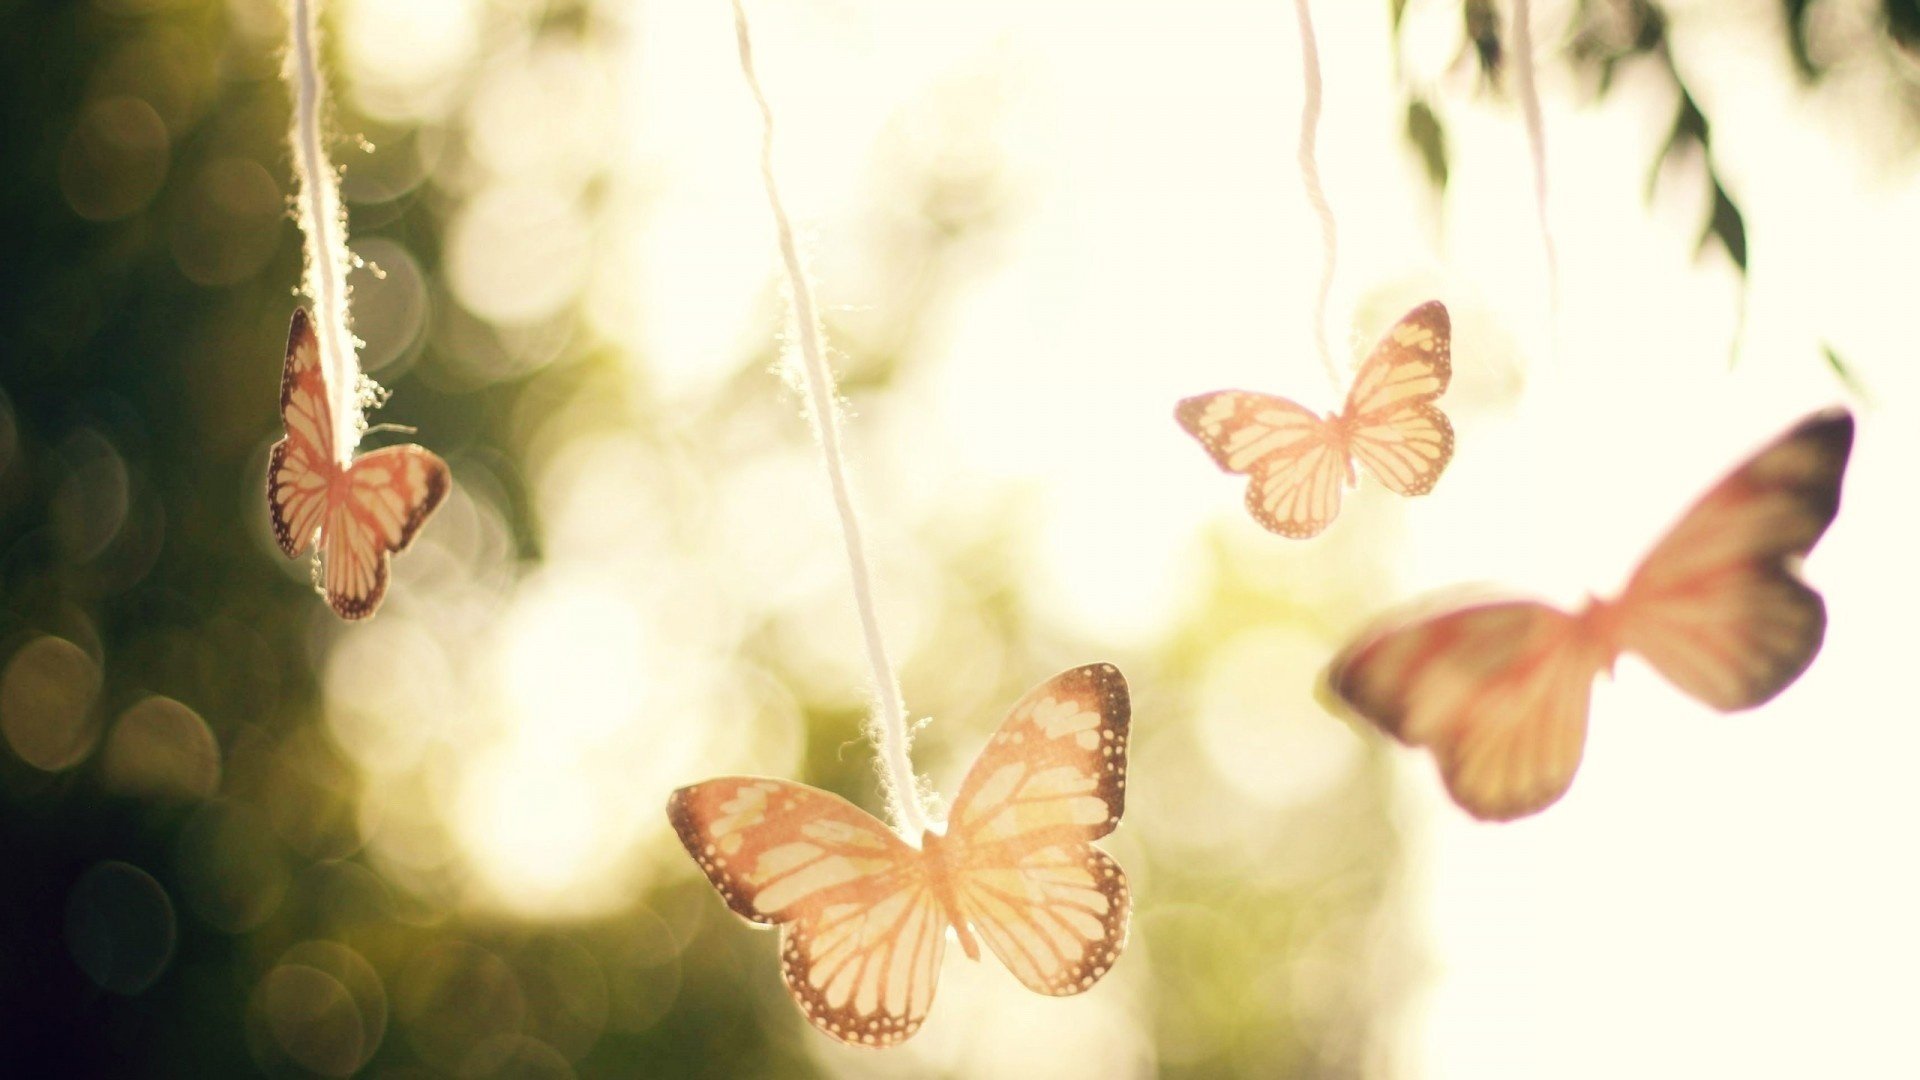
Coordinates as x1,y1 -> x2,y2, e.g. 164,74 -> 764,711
1329,409 -> 1854,820
1177,301 -> 1455,538
267,308 -> 449,620
669,664 -> 1133,1046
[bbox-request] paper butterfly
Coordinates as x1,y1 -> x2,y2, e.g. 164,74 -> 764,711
1176,300 -> 1455,538
267,307 -> 450,620
668,663 -> 1132,1047
1328,408 -> 1854,821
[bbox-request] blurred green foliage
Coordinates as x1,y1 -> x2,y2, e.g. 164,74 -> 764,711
1395,0 -> 1920,287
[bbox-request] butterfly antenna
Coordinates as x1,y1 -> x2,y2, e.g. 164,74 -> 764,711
732,0 -> 931,839
1292,0 -> 1343,392
286,0 -> 364,465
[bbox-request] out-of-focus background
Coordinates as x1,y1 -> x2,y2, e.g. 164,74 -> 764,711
2,0 -> 1917,1076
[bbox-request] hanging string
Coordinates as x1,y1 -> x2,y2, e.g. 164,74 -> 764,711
1510,0 -> 1559,315
730,0 -> 930,839
1291,0 -> 1342,392
285,0 -> 362,465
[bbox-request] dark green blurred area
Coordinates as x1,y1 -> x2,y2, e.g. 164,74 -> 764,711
0,2 -> 1409,1076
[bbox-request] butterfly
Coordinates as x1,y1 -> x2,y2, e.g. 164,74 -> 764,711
668,663 -> 1132,1047
267,307 -> 450,620
1176,300 -> 1455,539
1327,408 -> 1855,821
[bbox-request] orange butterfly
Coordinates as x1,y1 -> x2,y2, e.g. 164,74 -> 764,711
668,663 -> 1132,1047
1176,300 -> 1455,538
1328,409 -> 1854,821
267,307 -> 450,620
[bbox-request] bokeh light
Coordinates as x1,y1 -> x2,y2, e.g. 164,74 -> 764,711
59,95 -> 170,222
249,941 -> 389,1077
2,635 -> 104,772
102,695 -> 222,800
65,862 -> 177,996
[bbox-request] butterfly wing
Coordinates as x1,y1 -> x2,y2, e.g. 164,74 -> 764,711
1176,390 -> 1348,537
669,778 -> 946,1046
267,308 -> 337,558
1340,300 -> 1455,496
318,444 -> 451,620
943,664 -> 1132,995
1615,409 -> 1853,711
1330,601 -> 1608,821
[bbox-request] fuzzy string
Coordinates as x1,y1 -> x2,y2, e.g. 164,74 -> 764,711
731,0 -> 930,839
1292,0 -> 1342,390
286,0 -> 361,464
1511,0 -> 1559,315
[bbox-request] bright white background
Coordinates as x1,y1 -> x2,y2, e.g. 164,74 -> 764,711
329,0 -> 1920,1074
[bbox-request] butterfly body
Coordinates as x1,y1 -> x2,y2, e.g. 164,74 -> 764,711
267,308 -> 449,620
1314,410 -> 1362,485
915,828 -> 983,961
1178,300 -> 1454,538
1331,409 -> 1854,821
670,663 -> 1132,1046
1573,594 -> 1628,672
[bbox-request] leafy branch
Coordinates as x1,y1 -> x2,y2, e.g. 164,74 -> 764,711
1392,0 -> 1920,291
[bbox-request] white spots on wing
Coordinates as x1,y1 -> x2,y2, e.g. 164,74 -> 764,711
884,899 -> 930,1016
824,953 -> 859,1006
286,391 -> 327,451
780,887 -> 938,1045
979,790 -> 1104,841
1025,765 -> 1097,800
1063,795 -> 1110,827
801,819 -> 890,850
750,841 -> 824,882
1031,696 -> 1098,741
1225,416 -> 1316,472
708,785 -> 769,844
1392,322 -> 1434,349
1055,906 -> 1104,940
753,854 -> 887,914
323,502 -> 383,606
1005,906 -> 1055,969
718,785 -> 770,815
291,331 -> 321,374
961,763 -> 1025,826
956,845 -> 1129,998
1197,395 -> 1237,427
854,961 -> 882,1016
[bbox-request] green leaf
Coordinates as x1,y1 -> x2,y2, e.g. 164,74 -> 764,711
1703,178 -> 1748,271
1782,0 -> 1818,78
1466,0 -> 1503,83
1888,0 -> 1920,53
1822,344 -> 1872,400
1405,98 -> 1449,190
1647,89 -> 1706,199
1647,85 -> 1748,276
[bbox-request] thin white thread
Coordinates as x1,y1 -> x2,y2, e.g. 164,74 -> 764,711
286,0 -> 361,465
1511,0 -> 1559,315
731,0 -> 929,839
1292,0 -> 1341,391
